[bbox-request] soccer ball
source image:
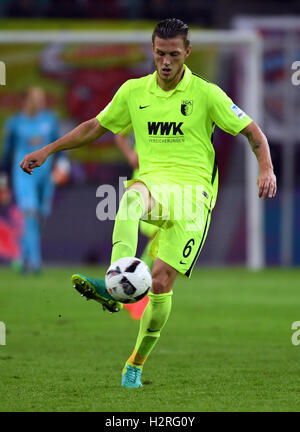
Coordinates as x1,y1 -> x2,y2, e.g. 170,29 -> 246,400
105,257 -> 152,303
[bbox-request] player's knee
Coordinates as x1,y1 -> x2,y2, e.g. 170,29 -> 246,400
123,188 -> 142,206
118,189 -> 144,221
151,267 -> 175,294
151,277 -> 166,294
128,182 -> 154,214
150,259 -> 177,294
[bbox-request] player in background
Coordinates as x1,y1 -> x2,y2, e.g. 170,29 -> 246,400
115,129 -> 158,320
0,86 -> 70,273
0,174 -> 23,263
20,19 -> 277,387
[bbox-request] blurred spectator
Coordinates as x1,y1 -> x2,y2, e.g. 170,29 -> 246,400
0,174 -> 23,266
7,0 -> 50,17
0,87 -> 70,273
47,0 -> 85,18
0,0 -> 11,17
3,0 -> 300,25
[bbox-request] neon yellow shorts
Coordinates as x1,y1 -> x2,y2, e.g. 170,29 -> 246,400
139,220 -> 159,238
125,177 -> 212,278
147,204 -> 211,278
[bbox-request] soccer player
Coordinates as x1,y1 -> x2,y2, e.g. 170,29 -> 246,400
20,19 -> 277,387
1,86 -> 69,272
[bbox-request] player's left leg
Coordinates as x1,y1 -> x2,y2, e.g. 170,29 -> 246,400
23,210 -> 42,272
13,173 -> 41,272
39,173 -> 54,220
122,200 -> 212,388
121,258 -> 177,388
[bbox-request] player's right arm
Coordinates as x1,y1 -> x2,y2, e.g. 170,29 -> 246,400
21,79 -> 131,175
20,118 -> 107,175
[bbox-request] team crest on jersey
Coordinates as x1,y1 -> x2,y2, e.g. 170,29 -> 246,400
181,100 -> 193,116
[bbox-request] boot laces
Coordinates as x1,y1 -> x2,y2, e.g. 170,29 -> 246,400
127,366 -> 141,383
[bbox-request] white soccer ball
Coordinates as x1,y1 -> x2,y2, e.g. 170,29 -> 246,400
105,257 -> 152,303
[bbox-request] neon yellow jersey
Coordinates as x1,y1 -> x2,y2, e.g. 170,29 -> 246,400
97,65 -> 252,208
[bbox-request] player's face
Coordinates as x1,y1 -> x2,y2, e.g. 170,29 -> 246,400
24,87 -> 46,114
152,36 -> 191,89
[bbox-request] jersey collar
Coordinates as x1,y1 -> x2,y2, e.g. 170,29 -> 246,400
147,64 -> 192,98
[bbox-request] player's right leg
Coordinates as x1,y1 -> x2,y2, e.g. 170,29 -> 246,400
72,182 -> 154,312
110,182 -> 154,263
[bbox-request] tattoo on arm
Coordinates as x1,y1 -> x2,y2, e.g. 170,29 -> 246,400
245,131 -> 261,158
241,123 -> 274,173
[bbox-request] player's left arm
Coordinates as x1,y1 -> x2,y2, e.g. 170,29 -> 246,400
240,121 -> 277,199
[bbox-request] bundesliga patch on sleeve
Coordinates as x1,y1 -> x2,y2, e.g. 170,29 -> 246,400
230,104 -> 246,119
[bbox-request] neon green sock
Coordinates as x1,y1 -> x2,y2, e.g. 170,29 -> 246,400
111,189 -> 145,264
127,291 -> 173,367
140,239 -> 155,270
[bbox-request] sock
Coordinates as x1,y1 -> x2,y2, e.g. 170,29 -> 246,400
111,189 -> 145,264
140,239 -> 155,270
126,291 -> 173,367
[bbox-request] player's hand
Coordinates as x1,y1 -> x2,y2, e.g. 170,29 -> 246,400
20,148 -> 49,175
257,168 -> 277,199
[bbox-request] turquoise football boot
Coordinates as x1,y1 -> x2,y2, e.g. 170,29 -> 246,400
121,364 -> 143,388
72,274 -> 123,313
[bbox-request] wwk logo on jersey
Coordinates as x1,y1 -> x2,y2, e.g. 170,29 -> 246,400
148,122 -> 183,136
181,100 -> 193,116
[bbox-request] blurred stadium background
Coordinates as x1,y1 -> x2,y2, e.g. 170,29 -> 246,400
1,0 -> 300,414
0,0 -> 299,269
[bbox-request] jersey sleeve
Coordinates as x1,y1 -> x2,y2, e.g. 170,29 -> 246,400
96,80 -> 131,134
119,123 -> 132,137
208,83 -> 252,135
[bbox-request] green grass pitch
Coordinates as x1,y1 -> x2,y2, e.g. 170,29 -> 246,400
1,266 -> 300,412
